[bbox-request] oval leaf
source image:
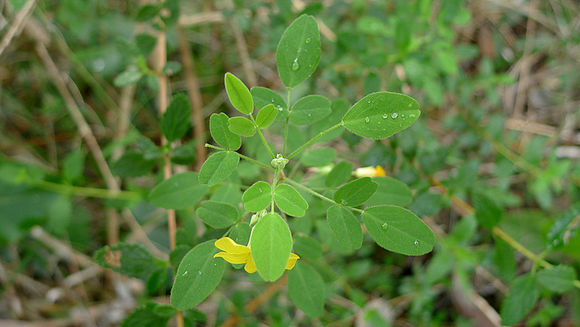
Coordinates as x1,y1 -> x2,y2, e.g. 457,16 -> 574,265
149,172 -> 208,209
276,15 -> 321,87
170,240 -> 225,310
199,151 -> 239,186
161,94 -> 191,142
327,206 -> 362,251
196,201 -> 238,229
210,113 -> 241,150
288,261 -> 325,317
251,87 -> 287,119
224,72 -> 253,114
362,205 -> 434,255
302,147 -> 336,167
274,184 -> 308,217
537,265 -> 576,293
242,181 -> 272,212
289,95 -> 331,125
342,92 -> 420,140
500,273 -> 539,325
366,176 -> 412,207
334,177 -> 377,206
228,116 -> 256,137
325,161 -> 353,187
255,104 -> 278,129
250,213 -> 292,281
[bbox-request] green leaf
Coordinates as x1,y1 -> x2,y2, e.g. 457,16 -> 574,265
311,99 -> 348,142
362,205 -> 434,256
120,302 -> 171,327
301,147 -> 336,167
274,184 -> 308,217
199,151 -> 239,186
242,181 -> 272,212
111,151 -> 156,177
327,206 -> 362,251
230,222 -> 251,245
250,213 -> 293,281
342,92 -> 420,140
289,95 -> 331,125
170,240 -> 225,310
288,261 -> 325,317
114,69 -> 142,87
293,235 -> 322,259
537,265 -> 577,293
149,172 -> 208,209
500,273 -> 539,325
325,161 -> 353,187
473,191 -> 502,229
137,137 -> 163,160
224,72 -> 253,114
210,184 -> 242,206
169,141 -> 196,165
546,204 -> 580,250
366,177 -> 412,207
251,87 -> 287,119
255,104 -> 278,128
136,4 -> 160,22
161,94 -> 191,142
210,113 -> 241,151
94,243 -> 159,279
196,201 -> 238,229
228,116 -> 256,137
334,177 -> 377,206
277,15 -> 321,87
63,149 -> 85,182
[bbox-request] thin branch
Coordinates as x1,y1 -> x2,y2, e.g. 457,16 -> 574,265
0,0 -> 36,56
178,27 -> 206,170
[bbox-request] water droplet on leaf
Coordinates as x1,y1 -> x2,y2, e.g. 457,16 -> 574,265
414,240 -> 419,245
382,113 -> 388,119
391,112 -> 399,119
291,59 -> 300,71
182,271 -> 188,276
198,271 -> 202,275
305,38 -> 311,43
381,223 -> 388,230
365,117 -> 370,123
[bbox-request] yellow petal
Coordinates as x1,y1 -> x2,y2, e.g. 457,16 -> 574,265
374,165 -> 386,176
285,253 -> 300,270
244,254 -> 257,273
214,237 -> 250,255
214,251 -> 249,264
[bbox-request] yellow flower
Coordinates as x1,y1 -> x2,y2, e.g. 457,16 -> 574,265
213,237 -> 299,274
354,165 -> 386,178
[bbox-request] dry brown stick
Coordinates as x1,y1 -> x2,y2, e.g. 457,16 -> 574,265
0,0 -> 36,56
178,11 -> 224,27
153,19 -> 184,327
513,0 -> 537,118
230,21 -> 257,86
218,274 -> 289,327
178,27 -> 206,170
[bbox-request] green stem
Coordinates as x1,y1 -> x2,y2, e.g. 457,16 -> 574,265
249,114 -> 275,158
35,180 -> 140,201
205,144 -> 274,171
287,122 -> 344,160
284,178 -> 364,214
283,88 -> 291,155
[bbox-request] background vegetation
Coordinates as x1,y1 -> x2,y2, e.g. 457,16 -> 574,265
1,0 -> 579,326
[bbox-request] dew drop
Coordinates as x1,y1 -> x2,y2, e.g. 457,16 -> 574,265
182,271 -> 188,276
381,223 -> 388,230
271,99 -> 275,103
409,113 -> 416,118
408,103 -> 413,107
198,271 -> 202,275
413,240 -> 419,246
401,114 -> 406,120
305,38 -> 311,44
382,113 -> 388,119
367,100 -> 371,104
291,58 -> 300,71
365,117 -> 370,123
391,112 -> 399,119
277,106 -> 283,112
307,113 -> 312,117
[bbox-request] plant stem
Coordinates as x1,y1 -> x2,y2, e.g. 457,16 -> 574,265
205,144 -> 274,171
250,114 -> 275,158
284,178 -> 364,214
282,88 -> 291,155
35,180 -> 140,201
287,122 -> 344,160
